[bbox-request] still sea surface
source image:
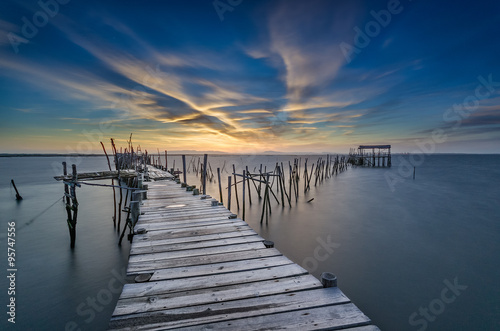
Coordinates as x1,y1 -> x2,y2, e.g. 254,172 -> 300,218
0,154 -> 499,330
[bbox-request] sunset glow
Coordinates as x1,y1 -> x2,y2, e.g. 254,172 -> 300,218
1,0 -> 499,154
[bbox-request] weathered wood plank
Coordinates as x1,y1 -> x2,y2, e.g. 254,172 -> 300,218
127,248 -> 282,275
150,255 -> 293,281
137,215 -> 236,225
172,303 -> 371,331
137,211 -> 232,222
109,287 -> 349,330
135,221 -> 248,235
130,234 -> 264,255
120,263 -> 308,299
112,274 -> 322,316
128,241 -> 266,264
132,229 -> 257,248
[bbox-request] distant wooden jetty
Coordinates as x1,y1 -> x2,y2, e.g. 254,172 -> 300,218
108,171 -> 380,330
348,145 -> 392,167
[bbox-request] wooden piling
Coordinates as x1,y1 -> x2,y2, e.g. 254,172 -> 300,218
217,168 -> 223,204
321,272 -> 337,288
246,166 -> 252,205
227,176 -> 232,211
242,170 -> 246,221
232,164 -> 240,209
182,155 -> 187,184
68,164 -> 79,249
10,179 -> 22,200
202,154 -> 208,195
101,141 -> 116,227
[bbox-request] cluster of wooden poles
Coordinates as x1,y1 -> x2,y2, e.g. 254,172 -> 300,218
60,135 -> 350,247
189,155 -> 349,224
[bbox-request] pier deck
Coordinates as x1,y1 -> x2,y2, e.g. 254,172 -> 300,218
109,178 -> 380,330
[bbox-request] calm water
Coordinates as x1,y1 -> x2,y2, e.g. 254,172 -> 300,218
1,154 -> 499,330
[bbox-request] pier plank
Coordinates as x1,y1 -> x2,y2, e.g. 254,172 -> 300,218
129,234 -> 264,255
172,303 -> 371,331
112,274 -> 322,316
127,248 -> 282,275
149,255 -> 294,281
132,229 -> 257,248
109,287 -> 349,330
135,221 -> 248,235
128,241 -> 267,264
120,263 -> 308,299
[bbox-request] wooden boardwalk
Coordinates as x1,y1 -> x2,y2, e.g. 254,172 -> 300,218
109,178 -> 380,330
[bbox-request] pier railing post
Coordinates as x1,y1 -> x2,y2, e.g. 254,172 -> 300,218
202,154 -> 208,195
227,176 -> 232,211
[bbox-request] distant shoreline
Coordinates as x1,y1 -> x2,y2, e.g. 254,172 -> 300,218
1,152 -> 499,157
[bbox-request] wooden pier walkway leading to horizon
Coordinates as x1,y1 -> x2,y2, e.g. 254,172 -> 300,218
108,175 -> 380,330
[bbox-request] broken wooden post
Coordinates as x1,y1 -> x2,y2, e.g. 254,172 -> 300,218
182,155 -> 187,184
101,142 -> 117,226
62,162 -> 72,244
245,166 -> 252,205
321,272 -> 337,288
242,170 -> 246,221
227,176 -> 232,211
68,164 -> 79,249
202,154 -> 208,195
217,167 -> 223,204
10,179 -> 22,200
232,164 -> 240,209
263,240 -> 274,248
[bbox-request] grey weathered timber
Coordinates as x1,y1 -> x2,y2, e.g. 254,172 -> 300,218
109,179 -> 379,331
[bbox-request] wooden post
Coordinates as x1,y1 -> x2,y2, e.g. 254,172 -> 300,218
232,164 -> 239,209
100,142 -> 116,227
10,179 -> 22,200
62,162 -> 72,242
227,176 -> 232,211
217,168 -> 223,204
277,166 -> 285,207
321,272 -> 337,287
182,155 -> 187,184
242,170 -> 246,221
258,164 -> 263,198
69,164 -> 79,249
246,166 -> 252,205
202,154 -> 208,195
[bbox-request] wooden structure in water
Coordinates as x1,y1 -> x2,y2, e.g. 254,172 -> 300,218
348,145 -> 391,167
108,173 -> 380,330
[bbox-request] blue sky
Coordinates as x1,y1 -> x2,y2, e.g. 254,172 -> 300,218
1,0 -> 499,153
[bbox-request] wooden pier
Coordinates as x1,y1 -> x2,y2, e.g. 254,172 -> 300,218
348,145 -> 391,167
108,174 -> 380,330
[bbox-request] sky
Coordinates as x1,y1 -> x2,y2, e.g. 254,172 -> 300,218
0,0 -> 499,154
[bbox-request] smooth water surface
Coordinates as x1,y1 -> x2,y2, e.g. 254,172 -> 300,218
1,154 -> 499,330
